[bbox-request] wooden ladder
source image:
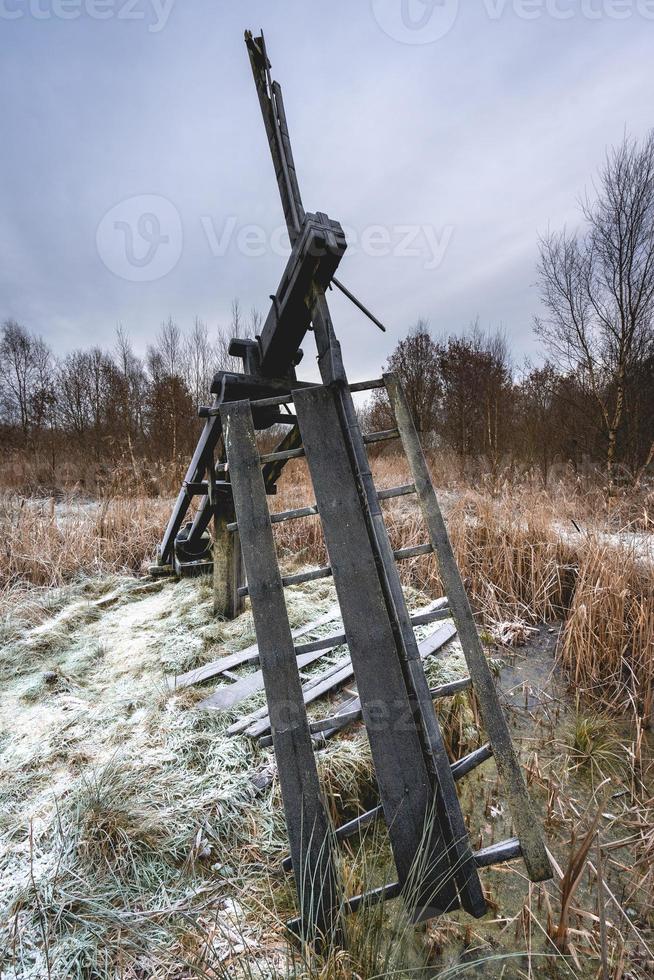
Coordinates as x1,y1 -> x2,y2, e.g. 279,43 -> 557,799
220,374 -> 552,940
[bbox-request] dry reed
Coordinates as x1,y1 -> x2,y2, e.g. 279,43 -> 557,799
2,451 -> 652,721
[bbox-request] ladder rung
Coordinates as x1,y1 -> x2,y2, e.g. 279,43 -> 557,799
184,481 -> 209,495
238,545 -> 433,597
363,428 -> 399,444
377,483 -> 416,500
227,503 -> 319,533
250,378 -> 386,412
259,446 -> 305,464
237,563 -> 332,598
429,677 -> 473,699
227,488 -> 417,532
393,543 -> 433,561
293,604 -> 451,657
474,838 -> 522,868
259,429 -> 396,463
288,837 -> 521,928
348,377 -> 385,393
251,393 -> 298,409
282,743 -> 493,871
306,677 -> 471,735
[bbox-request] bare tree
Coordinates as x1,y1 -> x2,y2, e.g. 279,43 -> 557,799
536,131 -> 654,485
0,319 -> 52,435
183,317 -> 215,408
384,319 -> 441,434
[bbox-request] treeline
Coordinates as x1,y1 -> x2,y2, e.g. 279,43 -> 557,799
366,320 -> 654,485
371,131 -> 654,488
2,132 -> 653,493
0,304 -> 255,493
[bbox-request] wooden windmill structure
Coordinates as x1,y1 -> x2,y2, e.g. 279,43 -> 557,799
155,31 -> 552,941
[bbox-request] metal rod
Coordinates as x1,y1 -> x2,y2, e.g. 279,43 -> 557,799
331,277 -> 387,333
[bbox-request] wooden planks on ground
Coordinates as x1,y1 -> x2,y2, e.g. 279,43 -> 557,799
167,604 -> 340,690
385,371 -> 553,885
256,623 -> 459,746
220,399 -> 338,938
199,643 -> 338,711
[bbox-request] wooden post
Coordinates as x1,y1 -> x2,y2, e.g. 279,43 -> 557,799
220,398 -> 339,941
213,502 -> 243,619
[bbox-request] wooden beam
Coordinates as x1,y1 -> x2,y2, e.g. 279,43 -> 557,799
167,604 -> 341,690
220,399 -> 338,939
294,383 -> 459,915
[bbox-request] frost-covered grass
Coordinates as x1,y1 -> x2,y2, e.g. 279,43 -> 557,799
1,572 -> 472,978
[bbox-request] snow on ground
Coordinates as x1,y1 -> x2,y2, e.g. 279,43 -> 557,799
0,571 -> 464,978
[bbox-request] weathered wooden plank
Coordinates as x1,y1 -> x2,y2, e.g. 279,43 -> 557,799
220,399 -> 338,938
385,371 -> 553,884
213,487 -> 244,619
315,623 -> 457,741
240,656 -> 355,739
257,212 -> 347,378
293,604 -> 451,658
158,402 -> 222,565
168,604 -> 341,690
322,377 -> 487,918
294,383 -> 459,914
253,614 -> 456,746
199,644 -> 338,712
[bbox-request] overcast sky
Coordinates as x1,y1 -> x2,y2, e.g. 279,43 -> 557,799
1,0 -> 653,381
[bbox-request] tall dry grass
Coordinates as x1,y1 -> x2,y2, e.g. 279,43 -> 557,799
272,455 -> 654,720
558,539 -> 654,720
2,450 -> 652,720
0,493 -> 170,594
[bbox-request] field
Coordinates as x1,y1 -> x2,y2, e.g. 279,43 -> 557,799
1,451 -> 653,978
